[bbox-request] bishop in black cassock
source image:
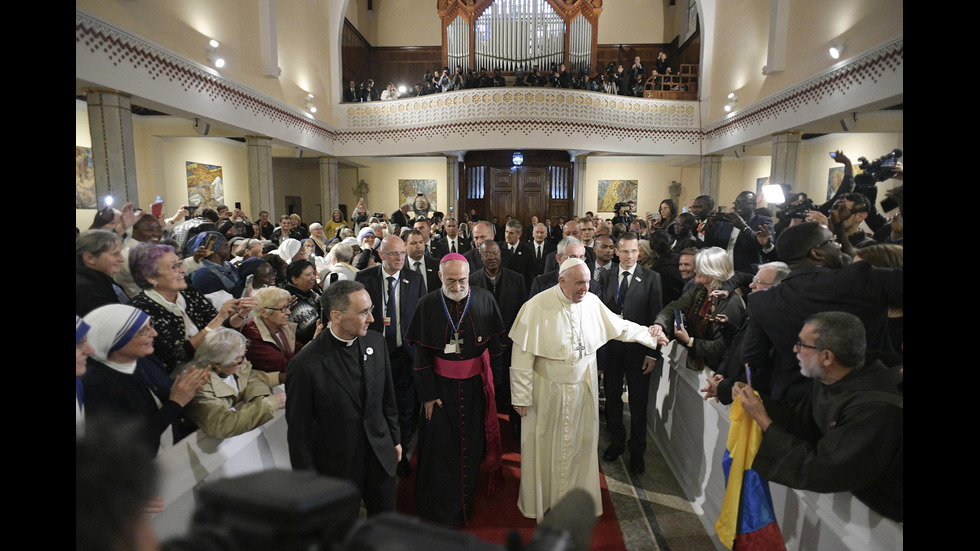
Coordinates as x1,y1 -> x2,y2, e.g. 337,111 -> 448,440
404,254 -> 506,526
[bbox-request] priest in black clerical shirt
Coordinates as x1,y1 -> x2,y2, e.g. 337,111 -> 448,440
286,280 -> 401,517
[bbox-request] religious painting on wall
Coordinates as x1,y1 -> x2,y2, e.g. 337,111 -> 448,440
597,179 -> 638,214
827,167 -> 844,200
186,162 -> 224,208
399,179 -> 438,218
76,146 -> 97,209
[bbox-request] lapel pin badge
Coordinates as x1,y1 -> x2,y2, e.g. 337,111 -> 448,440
366,347 -> 374,355
477,336 -> 482,343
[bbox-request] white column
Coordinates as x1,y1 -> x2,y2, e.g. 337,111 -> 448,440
246,136 -> 275,217
319,156 -> 340,224
770,131 -> 802,190
447,154 -> 459,219
85,89 -> 139,206
700,154 -> 723,200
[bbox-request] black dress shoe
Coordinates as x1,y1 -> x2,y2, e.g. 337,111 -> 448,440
396,457 -> 412,478
629,454 -> 645,474
602,444 -> 624,461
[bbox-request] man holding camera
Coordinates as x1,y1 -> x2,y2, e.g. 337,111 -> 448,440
704,191 -> 775,272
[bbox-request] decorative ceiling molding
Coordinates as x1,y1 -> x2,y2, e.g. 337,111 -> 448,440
703,37 -> 903,146
76,9 -> 338,147
77,9 -> 901,158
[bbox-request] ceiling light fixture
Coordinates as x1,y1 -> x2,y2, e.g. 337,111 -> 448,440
304,93 -> 317,115
206,40 -> 225,69
829,41 -> 845,60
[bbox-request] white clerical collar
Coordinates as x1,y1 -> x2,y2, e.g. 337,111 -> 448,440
554,284 -> 574,306
327,323 -> 356,347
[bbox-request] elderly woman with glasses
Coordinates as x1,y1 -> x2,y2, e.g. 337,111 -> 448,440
652,247 -> 746,370
128,242 -> 256,374
81,304 -> 210,454
184,328 -> 285,439
241,287 -> 307,386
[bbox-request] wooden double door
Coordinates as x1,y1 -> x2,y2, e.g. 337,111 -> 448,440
459,150 -> 572,226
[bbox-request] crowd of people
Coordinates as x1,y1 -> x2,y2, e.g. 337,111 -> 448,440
344,53 -> 681,101
75,150 -> 903,544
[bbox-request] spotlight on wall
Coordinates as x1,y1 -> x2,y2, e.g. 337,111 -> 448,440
207,39 -> 225,69
724,92 -> 738,113
304,93 -> 317,115
398,85 -> 407,94
829,41 -> 846,60
512,151 -> 524,166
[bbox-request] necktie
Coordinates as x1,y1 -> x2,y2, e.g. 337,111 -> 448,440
596,265 -> 605,280
385,276 -> 397,350
620,271 -> 630,311
414,262 -> 425,291
451,240 -> 456,253
536,245 -> 542,260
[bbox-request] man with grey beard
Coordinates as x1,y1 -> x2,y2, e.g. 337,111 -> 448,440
405,254 -> 506,526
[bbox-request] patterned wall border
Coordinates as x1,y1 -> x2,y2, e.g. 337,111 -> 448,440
76,10 -> 338,144
703,37 -> 903,141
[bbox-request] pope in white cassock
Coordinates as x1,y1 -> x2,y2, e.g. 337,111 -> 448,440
509,258 -> 668,521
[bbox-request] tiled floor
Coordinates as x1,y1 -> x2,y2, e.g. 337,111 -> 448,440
598,395 -> 719,551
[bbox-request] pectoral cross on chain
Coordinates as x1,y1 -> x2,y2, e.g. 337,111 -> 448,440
575,338 -> 585,360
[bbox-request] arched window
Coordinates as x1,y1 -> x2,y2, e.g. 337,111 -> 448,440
440,0 -> 601,73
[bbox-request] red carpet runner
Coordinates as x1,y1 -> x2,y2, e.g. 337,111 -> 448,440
396,414 -> 627,550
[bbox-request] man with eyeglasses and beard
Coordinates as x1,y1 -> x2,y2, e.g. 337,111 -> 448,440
405,254 -> 506,526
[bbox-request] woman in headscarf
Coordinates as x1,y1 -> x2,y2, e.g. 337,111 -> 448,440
188,231 -> 243,297
276,238 -> 306,265
128,242 -> 255,374
357,226 -> 381,264
81,304 -> 210,454
241,286 -> 306,386
184,328 -> 285,439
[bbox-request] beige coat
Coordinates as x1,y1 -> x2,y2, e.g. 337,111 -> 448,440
185,361 -> 281,439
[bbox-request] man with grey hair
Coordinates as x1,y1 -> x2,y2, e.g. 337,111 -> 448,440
734,311 -> 903,523
463,220 -> 511,272
529,222 -> 556,277
502,219 -> 535,287
391,203 -> 411,230
510,258 -> 668,521
702,261 -> 790,405
529,237 -> 599,297
320,242 -> 356,288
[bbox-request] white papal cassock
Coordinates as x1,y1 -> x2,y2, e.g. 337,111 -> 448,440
509,284 -> 660,521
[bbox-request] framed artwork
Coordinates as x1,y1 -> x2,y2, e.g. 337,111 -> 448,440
597,179 -> 637,213
76,146 -> 96,209
399,179 -> 438,217
186,162 -> 224,208
827,167 -> 844,200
